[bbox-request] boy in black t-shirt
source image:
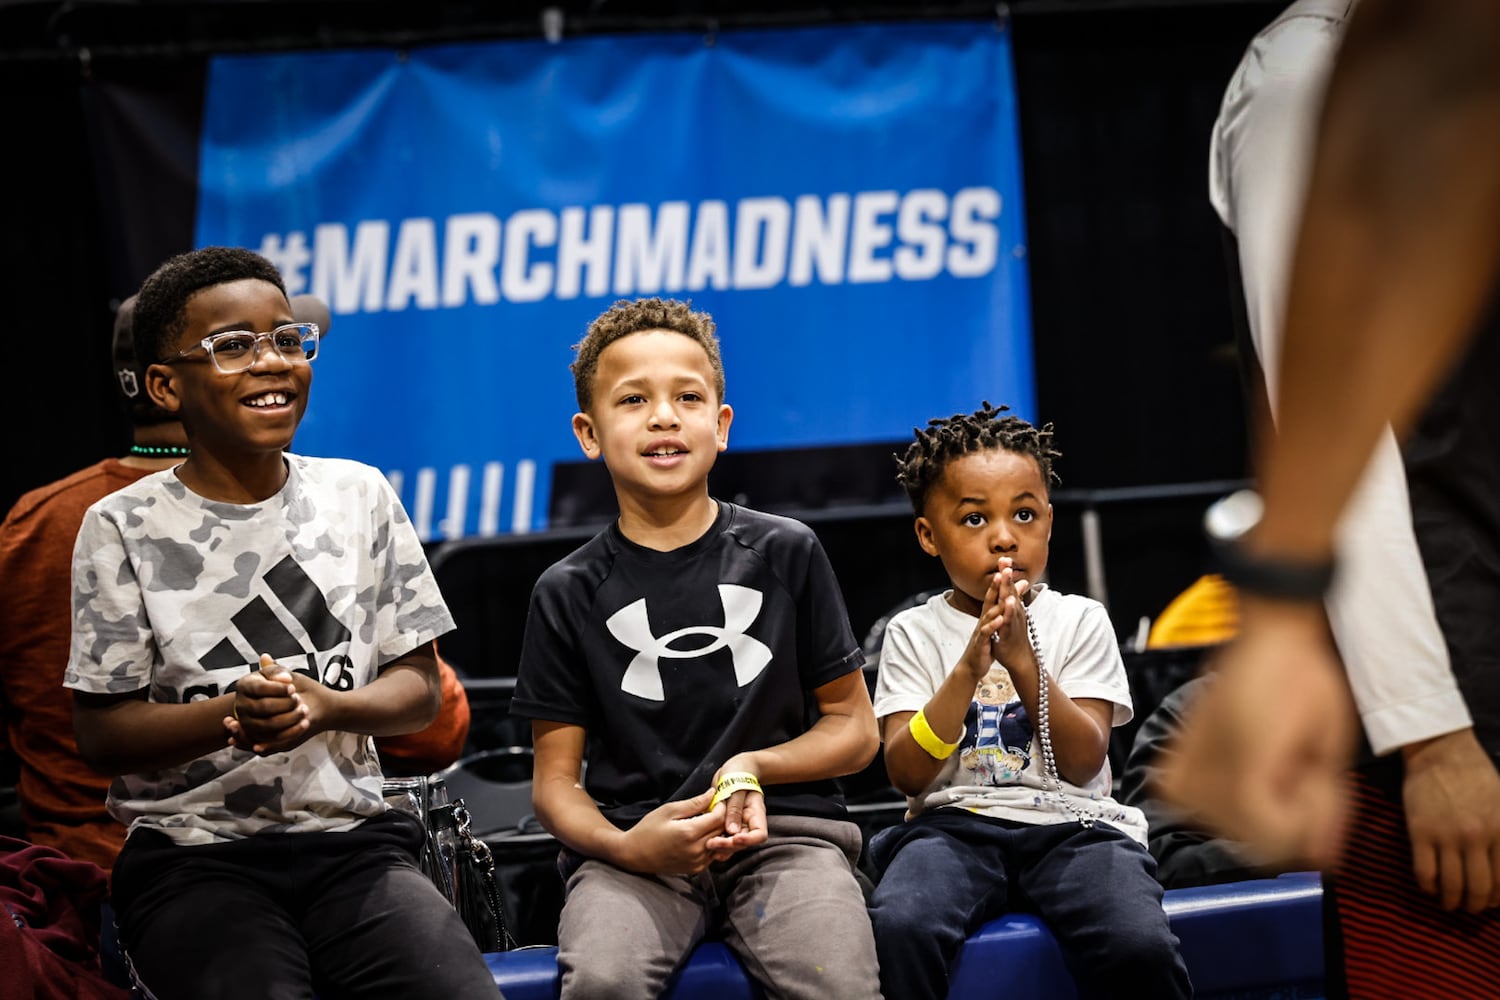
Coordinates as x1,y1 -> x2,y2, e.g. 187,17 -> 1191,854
511,297 -> 882,1000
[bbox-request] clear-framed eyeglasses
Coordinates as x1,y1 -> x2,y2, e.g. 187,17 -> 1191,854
162,323 -> 320,374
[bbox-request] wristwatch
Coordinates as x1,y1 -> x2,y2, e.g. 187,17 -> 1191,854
1204,489 -> 1335,601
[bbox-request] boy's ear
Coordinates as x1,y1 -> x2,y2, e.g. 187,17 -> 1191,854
913,516 -> 940,558
715,403 -> 733,452
572,412 -> 601,460
144,363 -> 184,415
1046,502 -> 1054,542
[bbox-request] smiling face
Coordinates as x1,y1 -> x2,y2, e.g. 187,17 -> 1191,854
915,447 -> 1053,616
146,277 -> 309,463
571,328 -> 732,511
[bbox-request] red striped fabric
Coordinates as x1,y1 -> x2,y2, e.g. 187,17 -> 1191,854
1332,769 -> 1500,999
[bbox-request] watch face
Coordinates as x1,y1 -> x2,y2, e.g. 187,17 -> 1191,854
1204,488 -> 1263,543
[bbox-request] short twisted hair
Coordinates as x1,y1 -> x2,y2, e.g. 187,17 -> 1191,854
571,297 -> 725,411
132,246 -> 287,368
895,401 -> 1061,516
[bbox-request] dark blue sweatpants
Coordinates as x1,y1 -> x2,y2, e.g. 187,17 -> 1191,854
866,809 -> 1191,1000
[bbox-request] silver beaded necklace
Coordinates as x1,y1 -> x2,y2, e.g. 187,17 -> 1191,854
1026,610 -> 1098,828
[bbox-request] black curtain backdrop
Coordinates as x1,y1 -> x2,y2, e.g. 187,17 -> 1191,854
1,0 -> 1280,643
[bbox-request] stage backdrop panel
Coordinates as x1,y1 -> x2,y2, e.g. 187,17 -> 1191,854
196,19 -> 1034,539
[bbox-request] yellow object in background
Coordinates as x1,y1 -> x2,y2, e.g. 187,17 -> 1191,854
1147,574 -> 1239,649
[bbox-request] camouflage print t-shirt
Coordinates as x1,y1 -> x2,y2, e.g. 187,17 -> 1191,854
64,454 -> 455,846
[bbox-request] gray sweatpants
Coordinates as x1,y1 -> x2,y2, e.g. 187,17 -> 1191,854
556,814 -> 881,1000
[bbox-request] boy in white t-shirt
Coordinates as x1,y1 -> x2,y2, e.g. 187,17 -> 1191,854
866,402 -> 1190,1000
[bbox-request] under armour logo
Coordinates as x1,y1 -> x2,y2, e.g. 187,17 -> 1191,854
607,585 -> 773,701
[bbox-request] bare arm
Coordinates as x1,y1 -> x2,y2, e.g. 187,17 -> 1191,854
376,647 -> 472,774
884,568 -> 1008,795
718,669 -> 879,788
884,563 -> 1109,792
883,649 -> 1109,794
530,719 -> 723,875
704,668 -> 878,851
988,638 -> 1112,788
290,641 -> 442,738
74,688 -> 240,775
76,641 -> 443,773
985,562 -> 1110,785
1161,0 -> 1500,876
883,632 -> 998,797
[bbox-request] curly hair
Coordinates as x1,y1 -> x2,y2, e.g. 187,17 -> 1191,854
895,401 -> 1062,516
132,246 -> 287,369
571,297 -> 725,411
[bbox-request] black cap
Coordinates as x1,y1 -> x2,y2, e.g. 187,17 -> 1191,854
112,292 -> 333,427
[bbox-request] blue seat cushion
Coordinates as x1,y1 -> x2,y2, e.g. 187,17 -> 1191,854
484,874 -> 1324,1000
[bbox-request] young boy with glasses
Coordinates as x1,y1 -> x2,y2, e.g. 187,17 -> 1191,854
0,290 -> 470,876
63,246 -> 499,1000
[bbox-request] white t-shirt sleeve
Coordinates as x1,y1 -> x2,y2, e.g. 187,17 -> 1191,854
1049,598 -> 1133,728
65,502 -> 155,695
870,609 -> 948,725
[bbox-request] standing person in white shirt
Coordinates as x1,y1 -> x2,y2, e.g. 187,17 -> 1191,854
1166,0 -> 1500,993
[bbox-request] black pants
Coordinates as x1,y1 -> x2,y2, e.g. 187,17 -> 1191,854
111,811 -> 500,1000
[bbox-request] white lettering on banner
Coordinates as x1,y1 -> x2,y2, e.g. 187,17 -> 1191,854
478,462 -> 503,537
502,209 -> 556,302
260,187 -> 1006,313
847,190 -> 899,284
894,189 -> 948,281
557,205 -> 615,300
788,193 -> 849,286
948,187 -> 1002,277
442,213 -> 502,306
387,218 -> 439,311
686,200 -> 731,291
307,221 -> 388,313
614,202 -> 689,294
391,458 -> 539,541
733,197 -> 791,290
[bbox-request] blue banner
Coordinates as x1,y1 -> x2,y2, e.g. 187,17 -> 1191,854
198,20 -> 1033,539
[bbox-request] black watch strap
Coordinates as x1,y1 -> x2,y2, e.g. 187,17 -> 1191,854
1214,542 -> 1334,602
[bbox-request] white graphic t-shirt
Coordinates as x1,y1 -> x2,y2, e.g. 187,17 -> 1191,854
871,587 -> 1148,844
65,454 -> 454,846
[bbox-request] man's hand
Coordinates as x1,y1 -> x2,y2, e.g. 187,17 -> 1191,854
1402,728 -> 1500,913
1157,600 -> 1356,871
619,788 -> 728,876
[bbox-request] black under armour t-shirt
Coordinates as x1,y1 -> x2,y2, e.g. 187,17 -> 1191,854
511,501 -> 864,828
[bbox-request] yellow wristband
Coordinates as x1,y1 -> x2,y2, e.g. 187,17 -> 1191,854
710,772 -> 763,811
909,709 -> 961,760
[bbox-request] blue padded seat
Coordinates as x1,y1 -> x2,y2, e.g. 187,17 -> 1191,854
484,874 -> 1324,1000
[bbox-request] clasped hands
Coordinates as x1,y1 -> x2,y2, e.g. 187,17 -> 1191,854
224,653 -> 319,754
624,754 -> 769,877
961,556 -> 1033,686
